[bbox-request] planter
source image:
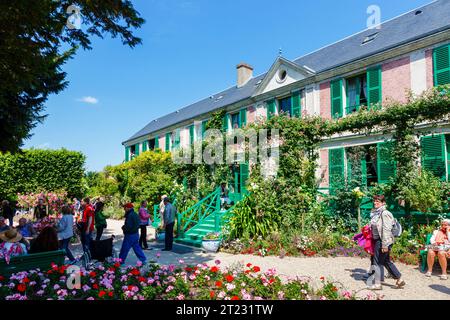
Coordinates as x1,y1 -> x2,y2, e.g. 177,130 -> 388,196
156,231 -> 165,242
202,239 -> 221,253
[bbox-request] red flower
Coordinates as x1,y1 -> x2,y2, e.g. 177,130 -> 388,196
269,278 -> 275,284
128,285 -> 134,291
98,290 -> 107,298
320,276 -> 325,281
184,267 -> 192,272
332,286 -> 338,292
193,267 -> 198,271
210,266 -> 219,273
89,271 -> 97,278
109,267 -> 116,272
92,283 -> 99,290
17,283 -> 26,292
215,281 -> 223,288
22,277 -> 30,283
0,275 -> 4,282
138,276 -> 146,283
108,291 -> 114,297
246,263 -> 252,268
245,270 -> 251,274
225,275 -> 234,283
252,266 -> 261,273
130,269 -> 140,276
231,296 -> 240,300
114,262 -> 121,268
209,291 -> 215,298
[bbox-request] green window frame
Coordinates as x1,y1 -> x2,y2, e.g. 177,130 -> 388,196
173,129 -> 181,150
222,113 -> 230,133
267,100 -> 276,120
142,141 -> 148,152
134,143 -> 140,156
125,146 -> 130,162
165,133 -> 171,152
155,136 -> 159,149
433,44 -> 450,86
291,91 -> 302,118
330,79 -> 343,119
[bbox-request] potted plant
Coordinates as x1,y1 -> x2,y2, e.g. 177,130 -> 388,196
156,226 -> 165,242
202,232 -> 221,252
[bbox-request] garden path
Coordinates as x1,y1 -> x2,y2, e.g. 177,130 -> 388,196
70,219 -> 450,300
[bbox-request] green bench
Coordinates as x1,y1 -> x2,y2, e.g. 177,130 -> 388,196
420,234 -> 433,272
0,250 -> 66,277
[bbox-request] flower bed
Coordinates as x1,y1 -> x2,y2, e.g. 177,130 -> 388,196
0,260 -> 379,300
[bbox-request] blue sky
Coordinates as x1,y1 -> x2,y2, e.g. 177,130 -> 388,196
23,0 -> 431,172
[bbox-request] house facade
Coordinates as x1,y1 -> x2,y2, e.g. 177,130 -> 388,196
123,0 -> 450,194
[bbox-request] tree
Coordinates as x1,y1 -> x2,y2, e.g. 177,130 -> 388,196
0,1 -> 145,152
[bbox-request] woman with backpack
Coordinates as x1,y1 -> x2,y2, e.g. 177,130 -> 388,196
367,195 -> 405,290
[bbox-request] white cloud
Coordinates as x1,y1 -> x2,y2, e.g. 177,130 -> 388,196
77,96 -> 99,104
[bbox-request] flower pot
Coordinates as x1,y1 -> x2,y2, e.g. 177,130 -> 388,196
202,239 -> 221,253
156,231 -> 165,242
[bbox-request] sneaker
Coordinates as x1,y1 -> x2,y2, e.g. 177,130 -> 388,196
367,284 -> 383,290
440,274 -> 448,280
425,272 -> 432,277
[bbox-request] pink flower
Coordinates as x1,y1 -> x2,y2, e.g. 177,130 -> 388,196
214,259 -> 221,265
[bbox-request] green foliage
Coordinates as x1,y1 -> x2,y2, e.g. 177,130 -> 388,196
0,149 -> 85,200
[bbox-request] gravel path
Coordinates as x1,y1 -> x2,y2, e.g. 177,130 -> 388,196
72,219 -> 450,300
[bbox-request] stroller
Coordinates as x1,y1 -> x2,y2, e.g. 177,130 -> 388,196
81,235 -> 118,269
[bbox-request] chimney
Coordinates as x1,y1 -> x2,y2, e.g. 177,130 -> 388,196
236,62 -> 253,88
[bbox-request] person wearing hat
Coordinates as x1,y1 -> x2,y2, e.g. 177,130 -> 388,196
0,229 -> 27,263
119,203 -> 147,265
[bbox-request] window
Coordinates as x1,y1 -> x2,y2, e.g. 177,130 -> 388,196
278,96 -> 292,116
148,138 -> 156,150
130,145 -> 136,158
277,69 -> 288,83
231,113 -> 240,129
346,74 -> 367,114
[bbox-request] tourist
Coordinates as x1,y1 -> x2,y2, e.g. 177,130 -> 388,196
73,197 -> 81,215
94,201 -> 107,241
80,197 -> 95,254
367,195 -> 405,290
16,218 -> 36,238
162,197 -> 176,251
33,198 -> 47,220
0,229 -> 27,261
138,200 -> 151,250
0,217 -> 10,233
159,195 -> 168,227
220,182 -> 231,209
1,200 -> 14,227
29,226 -> 59,254
56,205 -> 76,264
425,219 -> 450,280
119,203 -> 147,265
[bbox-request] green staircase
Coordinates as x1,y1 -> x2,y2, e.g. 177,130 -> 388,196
174,187 -> 240,247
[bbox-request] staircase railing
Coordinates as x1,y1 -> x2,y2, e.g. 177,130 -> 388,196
176,187 -> 221,238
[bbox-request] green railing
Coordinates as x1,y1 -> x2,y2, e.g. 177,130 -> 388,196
176,187 -> 222,238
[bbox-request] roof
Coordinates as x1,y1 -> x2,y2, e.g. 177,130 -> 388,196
124,0 -> 450,145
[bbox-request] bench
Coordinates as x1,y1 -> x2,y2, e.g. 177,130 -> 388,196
420,234 -> 432,272
0,250 -> 66,277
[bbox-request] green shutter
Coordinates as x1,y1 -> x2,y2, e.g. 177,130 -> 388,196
421,135 -> 446,180
434,45 -> 450,86
267,100 -> 276,120
125,146 -> 130,162
222,113 -> 230,133
142,141 -> 147,152
135,143 -> 140,156
189,125 -> 195,145
367,67 -> 382,110
174,129 -> 181,149
165,133 -> 171,151
291,91 -> 302,118
330,79 -> 343,119
155,136 -> 159,149
377,141 -> 396,184
239,108 -> 247,128
202,120 -> 208,139
447,135 -> 450,182
329,148 -> 345,191
240,163 -> 249,194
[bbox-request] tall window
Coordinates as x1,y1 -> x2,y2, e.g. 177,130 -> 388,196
278,96 -> 292,116
346,74 -> 367,114
148,138 -> 156,150
231,113 -> 240,129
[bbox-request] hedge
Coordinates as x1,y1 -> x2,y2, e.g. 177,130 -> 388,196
0,149 -> 86,200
